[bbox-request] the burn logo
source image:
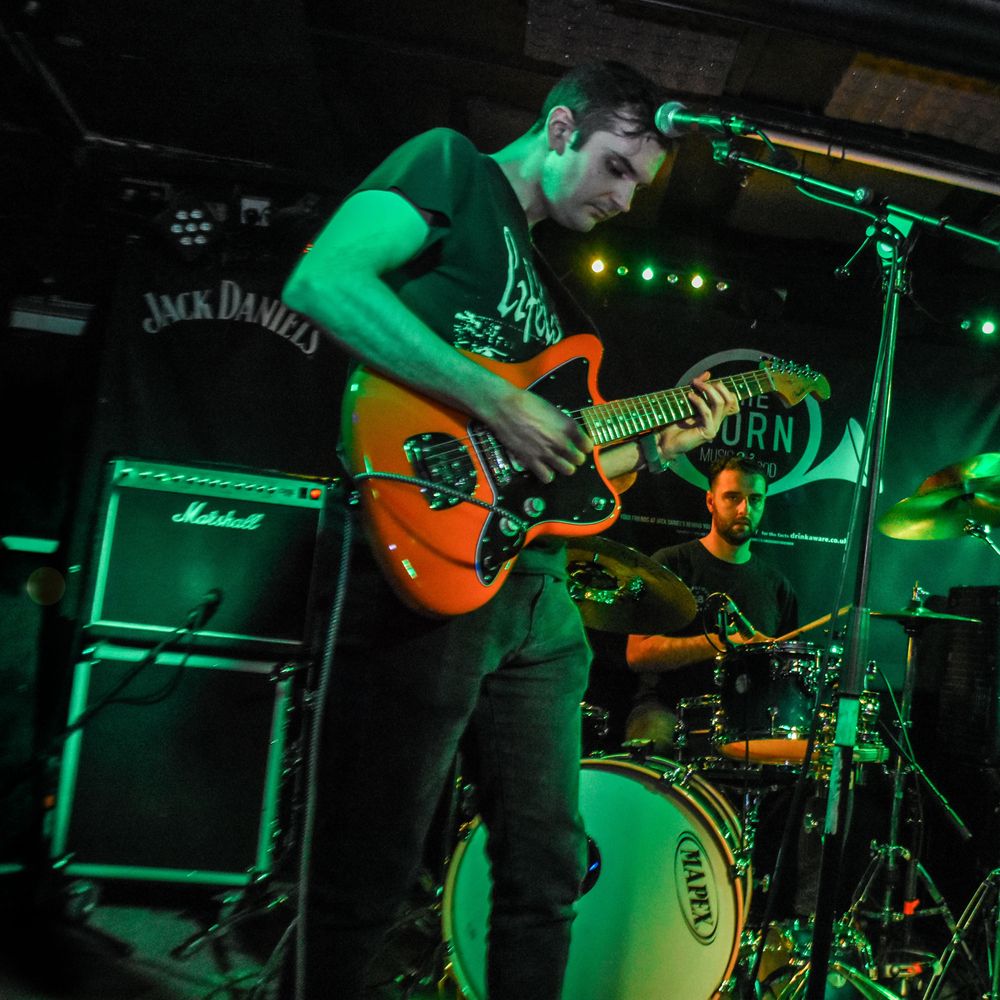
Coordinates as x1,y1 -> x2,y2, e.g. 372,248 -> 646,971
675,832 -> 719,943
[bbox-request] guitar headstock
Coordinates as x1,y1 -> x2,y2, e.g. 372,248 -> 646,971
759,357 -> 831,406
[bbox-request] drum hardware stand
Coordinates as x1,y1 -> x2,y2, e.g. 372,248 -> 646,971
703,114 -> 1000,1000
922,867 -> 1000,1000
736,652 -> 841,1000
855,587 -> 971,992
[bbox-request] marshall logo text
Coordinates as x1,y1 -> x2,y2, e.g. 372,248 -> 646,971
172,502 -> 265,530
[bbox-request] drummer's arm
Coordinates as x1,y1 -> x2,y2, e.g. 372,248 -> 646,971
626,629 -> 770,672
626,632 -> 719,671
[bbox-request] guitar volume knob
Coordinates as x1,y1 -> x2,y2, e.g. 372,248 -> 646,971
498,517 -> 522,538
523,496 -> 546,518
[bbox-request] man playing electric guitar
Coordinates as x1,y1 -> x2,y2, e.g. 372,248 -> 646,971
280,61 -> 737,1000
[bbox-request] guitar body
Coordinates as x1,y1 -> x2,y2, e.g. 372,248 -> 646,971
342,334 -> 620,617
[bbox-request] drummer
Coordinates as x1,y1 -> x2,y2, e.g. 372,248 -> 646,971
624,454 -> 799,753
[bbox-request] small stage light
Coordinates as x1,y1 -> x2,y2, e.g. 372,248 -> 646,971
690,273 -> 704,289
641,266 -> 655,281
616,265 -> 629,276
591,258 -> 606,273
157,194 -> 224,261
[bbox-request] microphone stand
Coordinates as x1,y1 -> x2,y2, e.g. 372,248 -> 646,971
702,135 -> 1000,1000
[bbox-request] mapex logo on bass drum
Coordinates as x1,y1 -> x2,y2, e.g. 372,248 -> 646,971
675,832 -> 719,943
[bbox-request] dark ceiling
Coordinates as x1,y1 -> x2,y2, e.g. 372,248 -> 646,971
2,0 -> 999,329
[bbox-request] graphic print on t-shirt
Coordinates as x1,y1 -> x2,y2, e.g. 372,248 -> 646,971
452,226 -> 565,360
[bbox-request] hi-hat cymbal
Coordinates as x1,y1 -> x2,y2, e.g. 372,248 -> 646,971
870,606 -> 981,624
566,536 -> 697,634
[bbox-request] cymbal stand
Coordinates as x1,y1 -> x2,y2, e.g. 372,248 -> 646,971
855,590 -> 971,990
922,868 -> 1000,1000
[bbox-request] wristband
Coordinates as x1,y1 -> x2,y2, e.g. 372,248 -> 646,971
639,433 -> 673,474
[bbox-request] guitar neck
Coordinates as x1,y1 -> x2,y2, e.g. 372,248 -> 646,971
580,370 -> 773,446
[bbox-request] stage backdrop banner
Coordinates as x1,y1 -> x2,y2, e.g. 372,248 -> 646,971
82,243 -> 998,683
87,239 -> 348,478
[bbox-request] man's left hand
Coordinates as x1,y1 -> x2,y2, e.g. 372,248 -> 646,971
653,370 -> 739,464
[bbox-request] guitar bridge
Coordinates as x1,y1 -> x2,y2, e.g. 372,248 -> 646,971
403,433 -> 478,510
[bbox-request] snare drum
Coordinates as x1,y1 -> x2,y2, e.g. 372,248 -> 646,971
443,755 -> 750,1000
716,642 -> 824,765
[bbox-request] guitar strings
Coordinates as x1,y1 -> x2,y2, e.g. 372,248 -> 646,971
385,369 -> 775,470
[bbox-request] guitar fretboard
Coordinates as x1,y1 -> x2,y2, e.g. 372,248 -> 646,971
579,369 -> 774,446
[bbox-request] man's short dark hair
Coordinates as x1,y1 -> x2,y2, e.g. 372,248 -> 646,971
708,455 -> 769,488
531,61 -> 672,150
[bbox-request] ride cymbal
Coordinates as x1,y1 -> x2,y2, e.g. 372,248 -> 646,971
566,536 -> 697,634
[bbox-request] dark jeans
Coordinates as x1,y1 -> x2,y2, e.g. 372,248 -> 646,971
296,523 -> 591,999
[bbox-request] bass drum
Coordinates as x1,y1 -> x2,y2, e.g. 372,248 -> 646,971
442,755 -> 750,1000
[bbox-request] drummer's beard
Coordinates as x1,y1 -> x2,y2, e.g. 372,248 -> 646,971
717,516 -> 757,547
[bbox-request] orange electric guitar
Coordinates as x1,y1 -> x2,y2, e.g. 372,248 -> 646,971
342,333 -> 830,617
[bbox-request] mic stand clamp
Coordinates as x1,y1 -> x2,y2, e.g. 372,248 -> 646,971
965,520 -> 1000,557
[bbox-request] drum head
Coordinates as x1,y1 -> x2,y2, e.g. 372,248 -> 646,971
443,757 -> 746,1000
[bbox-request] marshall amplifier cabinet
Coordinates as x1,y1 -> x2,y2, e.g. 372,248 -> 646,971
50,643 -> 291,885
83,457 -> 330,655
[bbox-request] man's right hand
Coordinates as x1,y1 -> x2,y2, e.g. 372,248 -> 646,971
481,385 -> 593,483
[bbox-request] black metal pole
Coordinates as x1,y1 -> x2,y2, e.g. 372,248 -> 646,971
805,225 -> 907,998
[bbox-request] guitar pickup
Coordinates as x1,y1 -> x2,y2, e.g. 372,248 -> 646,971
403,433 -> 478,510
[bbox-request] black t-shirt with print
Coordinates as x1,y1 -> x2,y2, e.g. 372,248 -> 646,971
354,127 -> 567,362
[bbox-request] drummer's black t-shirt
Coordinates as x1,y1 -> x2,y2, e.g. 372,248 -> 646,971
642,539 -> 799,703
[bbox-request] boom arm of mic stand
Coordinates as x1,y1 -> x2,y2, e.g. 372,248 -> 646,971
710,140 -> 1000,251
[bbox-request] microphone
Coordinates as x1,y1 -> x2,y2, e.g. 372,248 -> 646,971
654,101 -> 755,139
727,598 -> 756,639
187,588 -> 223,630
716,602 -> 730,643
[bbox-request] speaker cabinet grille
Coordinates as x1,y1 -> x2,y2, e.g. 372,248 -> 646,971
51,645 -> 290,884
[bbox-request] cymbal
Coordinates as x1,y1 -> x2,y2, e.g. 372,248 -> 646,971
870,606 -> 981,625
916,452 -> 1000,494
566,536 -> 697,634
877,486 -> 1000,539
